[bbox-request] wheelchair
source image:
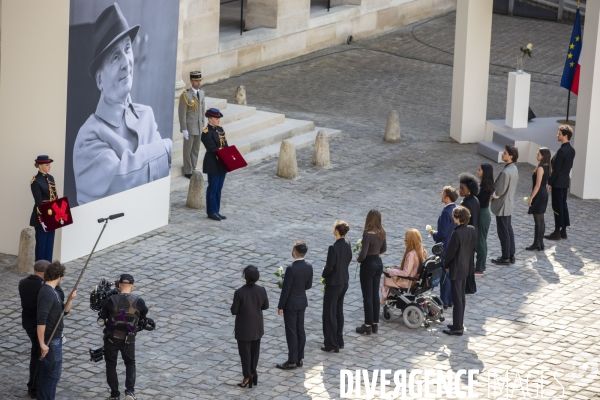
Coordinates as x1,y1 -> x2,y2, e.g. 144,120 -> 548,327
381,243 -> 446,329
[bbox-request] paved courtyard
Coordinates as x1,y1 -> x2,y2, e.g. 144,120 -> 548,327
2,11 -> 600,399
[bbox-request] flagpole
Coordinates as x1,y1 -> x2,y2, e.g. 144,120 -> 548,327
566,90 -> 571,121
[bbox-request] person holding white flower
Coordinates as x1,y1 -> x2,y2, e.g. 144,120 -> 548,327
526,148 -> 551,251
356,209 -> 387,335
321,220 -> 352,352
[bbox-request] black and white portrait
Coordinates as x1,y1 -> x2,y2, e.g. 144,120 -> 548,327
64,0 -> 179,206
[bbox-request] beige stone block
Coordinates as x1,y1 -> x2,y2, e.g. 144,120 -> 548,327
260,33 -> 306,64
246,0 -> 278,30
336,20 -> 353,41
187,0 -> 220,17
184,14 -> 219,41
351,12 -> 377,38
237,43 -> 263,70
184,36 -> 219,60
306,24 -> 337,48
364,0 -> 390,12
376,7 -> 399,31
331,0 -> 362,5
200,51 -> 239,81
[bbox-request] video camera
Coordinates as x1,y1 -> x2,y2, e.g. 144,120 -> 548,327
89,278 -> 120,313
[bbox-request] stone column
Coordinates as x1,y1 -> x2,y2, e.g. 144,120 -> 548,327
181,0 -> 220,77
449,0 -> 493,143
572,1 -> 600,199
174,0 -> 187,98
277,0 -> 309,36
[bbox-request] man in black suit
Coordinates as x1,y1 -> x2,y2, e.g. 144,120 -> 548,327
443,206 -> 477,336
545,125 -> 576,241
276,241 -> 313,369
321,221 -> 352,352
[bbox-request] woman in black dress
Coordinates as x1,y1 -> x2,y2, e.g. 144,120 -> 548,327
231,265 -> 269,388
458,173 -> 481,238
526,148 -> 551,251
356,209 -> 386,335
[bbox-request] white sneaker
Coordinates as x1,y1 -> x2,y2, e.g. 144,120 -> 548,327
124,393 -> 136,400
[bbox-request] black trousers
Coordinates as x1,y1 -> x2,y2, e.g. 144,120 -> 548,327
359,256 -> 383,325
237,339 -> 260,379
104,338 -> 136,397
322,283 -> 348,349
26,328 -> 41,394
450,279 -> 467,330
551,187 -> 570,230
496,216 -> 515,259
283,309 -> 306,364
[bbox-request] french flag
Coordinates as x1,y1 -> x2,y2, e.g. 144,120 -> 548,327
560,9 -> 583,95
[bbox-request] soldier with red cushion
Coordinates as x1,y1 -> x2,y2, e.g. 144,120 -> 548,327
30,155 -> 57,262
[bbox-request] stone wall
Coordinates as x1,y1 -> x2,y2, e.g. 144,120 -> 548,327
177,0 -> 457,85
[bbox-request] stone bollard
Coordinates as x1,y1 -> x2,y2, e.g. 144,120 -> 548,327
235,85 -> 247,106
17,227 -> 35,273
186,170 -> 206,209
383,110 -> 401,142
276,140 -> 299,179
312,130 -> 330,167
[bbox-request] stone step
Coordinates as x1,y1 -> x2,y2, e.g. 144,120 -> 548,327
492,130 -> 516,148
243,127 -> 342,165
477,141 -> 504,163
173,98 -> 242,142
169,127 -> 342,191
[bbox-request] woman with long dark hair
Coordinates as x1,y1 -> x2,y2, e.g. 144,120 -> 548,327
526,148 -> 551,251
356,209 -> 387,335
475,164 -> 494,274
458,173 -> 481,237
231,265 -> 269,388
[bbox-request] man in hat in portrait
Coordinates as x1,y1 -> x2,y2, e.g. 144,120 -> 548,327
73,2 -> 172,205
178,71 -> 206,178
201,108 -> 229,221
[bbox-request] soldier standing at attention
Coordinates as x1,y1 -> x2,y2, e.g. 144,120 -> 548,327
178,71 -> 206,178
30,155 -> 57,262
201,108 -> 229,221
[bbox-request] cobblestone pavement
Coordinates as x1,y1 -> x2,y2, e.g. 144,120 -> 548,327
2,12 -> 599,400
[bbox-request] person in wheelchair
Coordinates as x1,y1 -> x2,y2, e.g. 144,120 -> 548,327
381,229 -> 427,305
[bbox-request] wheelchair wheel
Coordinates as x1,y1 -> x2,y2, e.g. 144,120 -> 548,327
403,305 -> 425,329
382,305 -> 391,321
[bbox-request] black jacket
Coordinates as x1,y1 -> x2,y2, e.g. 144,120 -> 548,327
231,283 -> 269,341
444,225 -> 477,280
201,124 -> 229,175
30,172 -> 57,228
322,238 -> 352,286
18,275 -> 48,331
548,142 -> 576,189
278,259 -> 313,310
461,195 -> 480,240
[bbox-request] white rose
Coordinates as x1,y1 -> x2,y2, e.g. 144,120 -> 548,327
524,197 -> 530,202
357,239 -> 362,245
426,224 -> 433,231
278,266 -> 284,274
527,43 -> 533,50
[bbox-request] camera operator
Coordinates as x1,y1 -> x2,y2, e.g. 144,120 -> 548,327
37,261 -> 77,400
99,274 -> 149,400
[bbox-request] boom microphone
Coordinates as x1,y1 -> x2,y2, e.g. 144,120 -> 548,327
98,213 -> 125,223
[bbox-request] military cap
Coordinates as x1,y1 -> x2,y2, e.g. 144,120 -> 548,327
205,108 -> 223,118
35,155 -> 53,164
190,71 -> 202,80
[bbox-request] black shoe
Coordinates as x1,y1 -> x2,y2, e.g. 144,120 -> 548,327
253,373 -> 258,386
29,392 -> 38,400
237,377 -> 253,388
321,346 -> 339,353
560,229 -> 567,239
217,213 -> 227,220
276,361 -> 297,370
184,174 -> 192,179
442,328 -> 464,336
339,345 -> 344,350
447,324 -> 455,329
106,396 -> 119,400
207,214 -> 221,221
510,257 -> 516,264
525,244 -> 541,251
491,257 -> 510,265
544,231 -> 562,241
296,360 -> 303,367
448,302 -> 454,308
443,304 -> 448,310
371,324 -> 378,334
356,324 -> 372,335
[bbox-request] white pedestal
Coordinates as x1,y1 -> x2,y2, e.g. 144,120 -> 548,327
505,72 -> 531,129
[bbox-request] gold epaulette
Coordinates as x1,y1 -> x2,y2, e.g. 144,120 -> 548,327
30,176 -> 36,184
203,126 -> 209,133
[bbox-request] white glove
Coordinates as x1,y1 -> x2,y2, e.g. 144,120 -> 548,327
182,130 -> 189,140
41,222 -> 48,232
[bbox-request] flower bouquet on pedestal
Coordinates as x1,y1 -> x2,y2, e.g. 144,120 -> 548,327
518,43 -> 533,73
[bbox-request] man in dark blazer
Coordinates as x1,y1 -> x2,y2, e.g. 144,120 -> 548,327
321,221 -> 352,352
545,125 -> 576,240
443,206 -> 477,336
276,241 -> 313,369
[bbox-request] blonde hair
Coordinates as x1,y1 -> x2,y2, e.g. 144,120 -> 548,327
400,229 -> 427,270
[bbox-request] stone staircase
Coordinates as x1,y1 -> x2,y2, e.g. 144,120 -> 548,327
170,97 -> 341,187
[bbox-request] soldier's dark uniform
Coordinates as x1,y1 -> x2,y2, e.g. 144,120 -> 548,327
30,156 -> 57,262
201,108 -> 229,220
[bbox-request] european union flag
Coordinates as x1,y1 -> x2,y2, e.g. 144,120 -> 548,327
560,9 -> 582,94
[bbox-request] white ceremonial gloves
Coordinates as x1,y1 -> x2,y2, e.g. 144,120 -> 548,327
41,222 -> 48,232
182,130 -> 189,140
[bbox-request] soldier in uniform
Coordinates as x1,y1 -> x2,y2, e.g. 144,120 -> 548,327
178,71 -> 206,178
201,108 -> 229,221
30,155 -> 57,262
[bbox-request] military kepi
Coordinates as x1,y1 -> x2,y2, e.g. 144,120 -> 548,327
190,71 -> 202,80
205,108 -> 223,118
35,155 -> 53,164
